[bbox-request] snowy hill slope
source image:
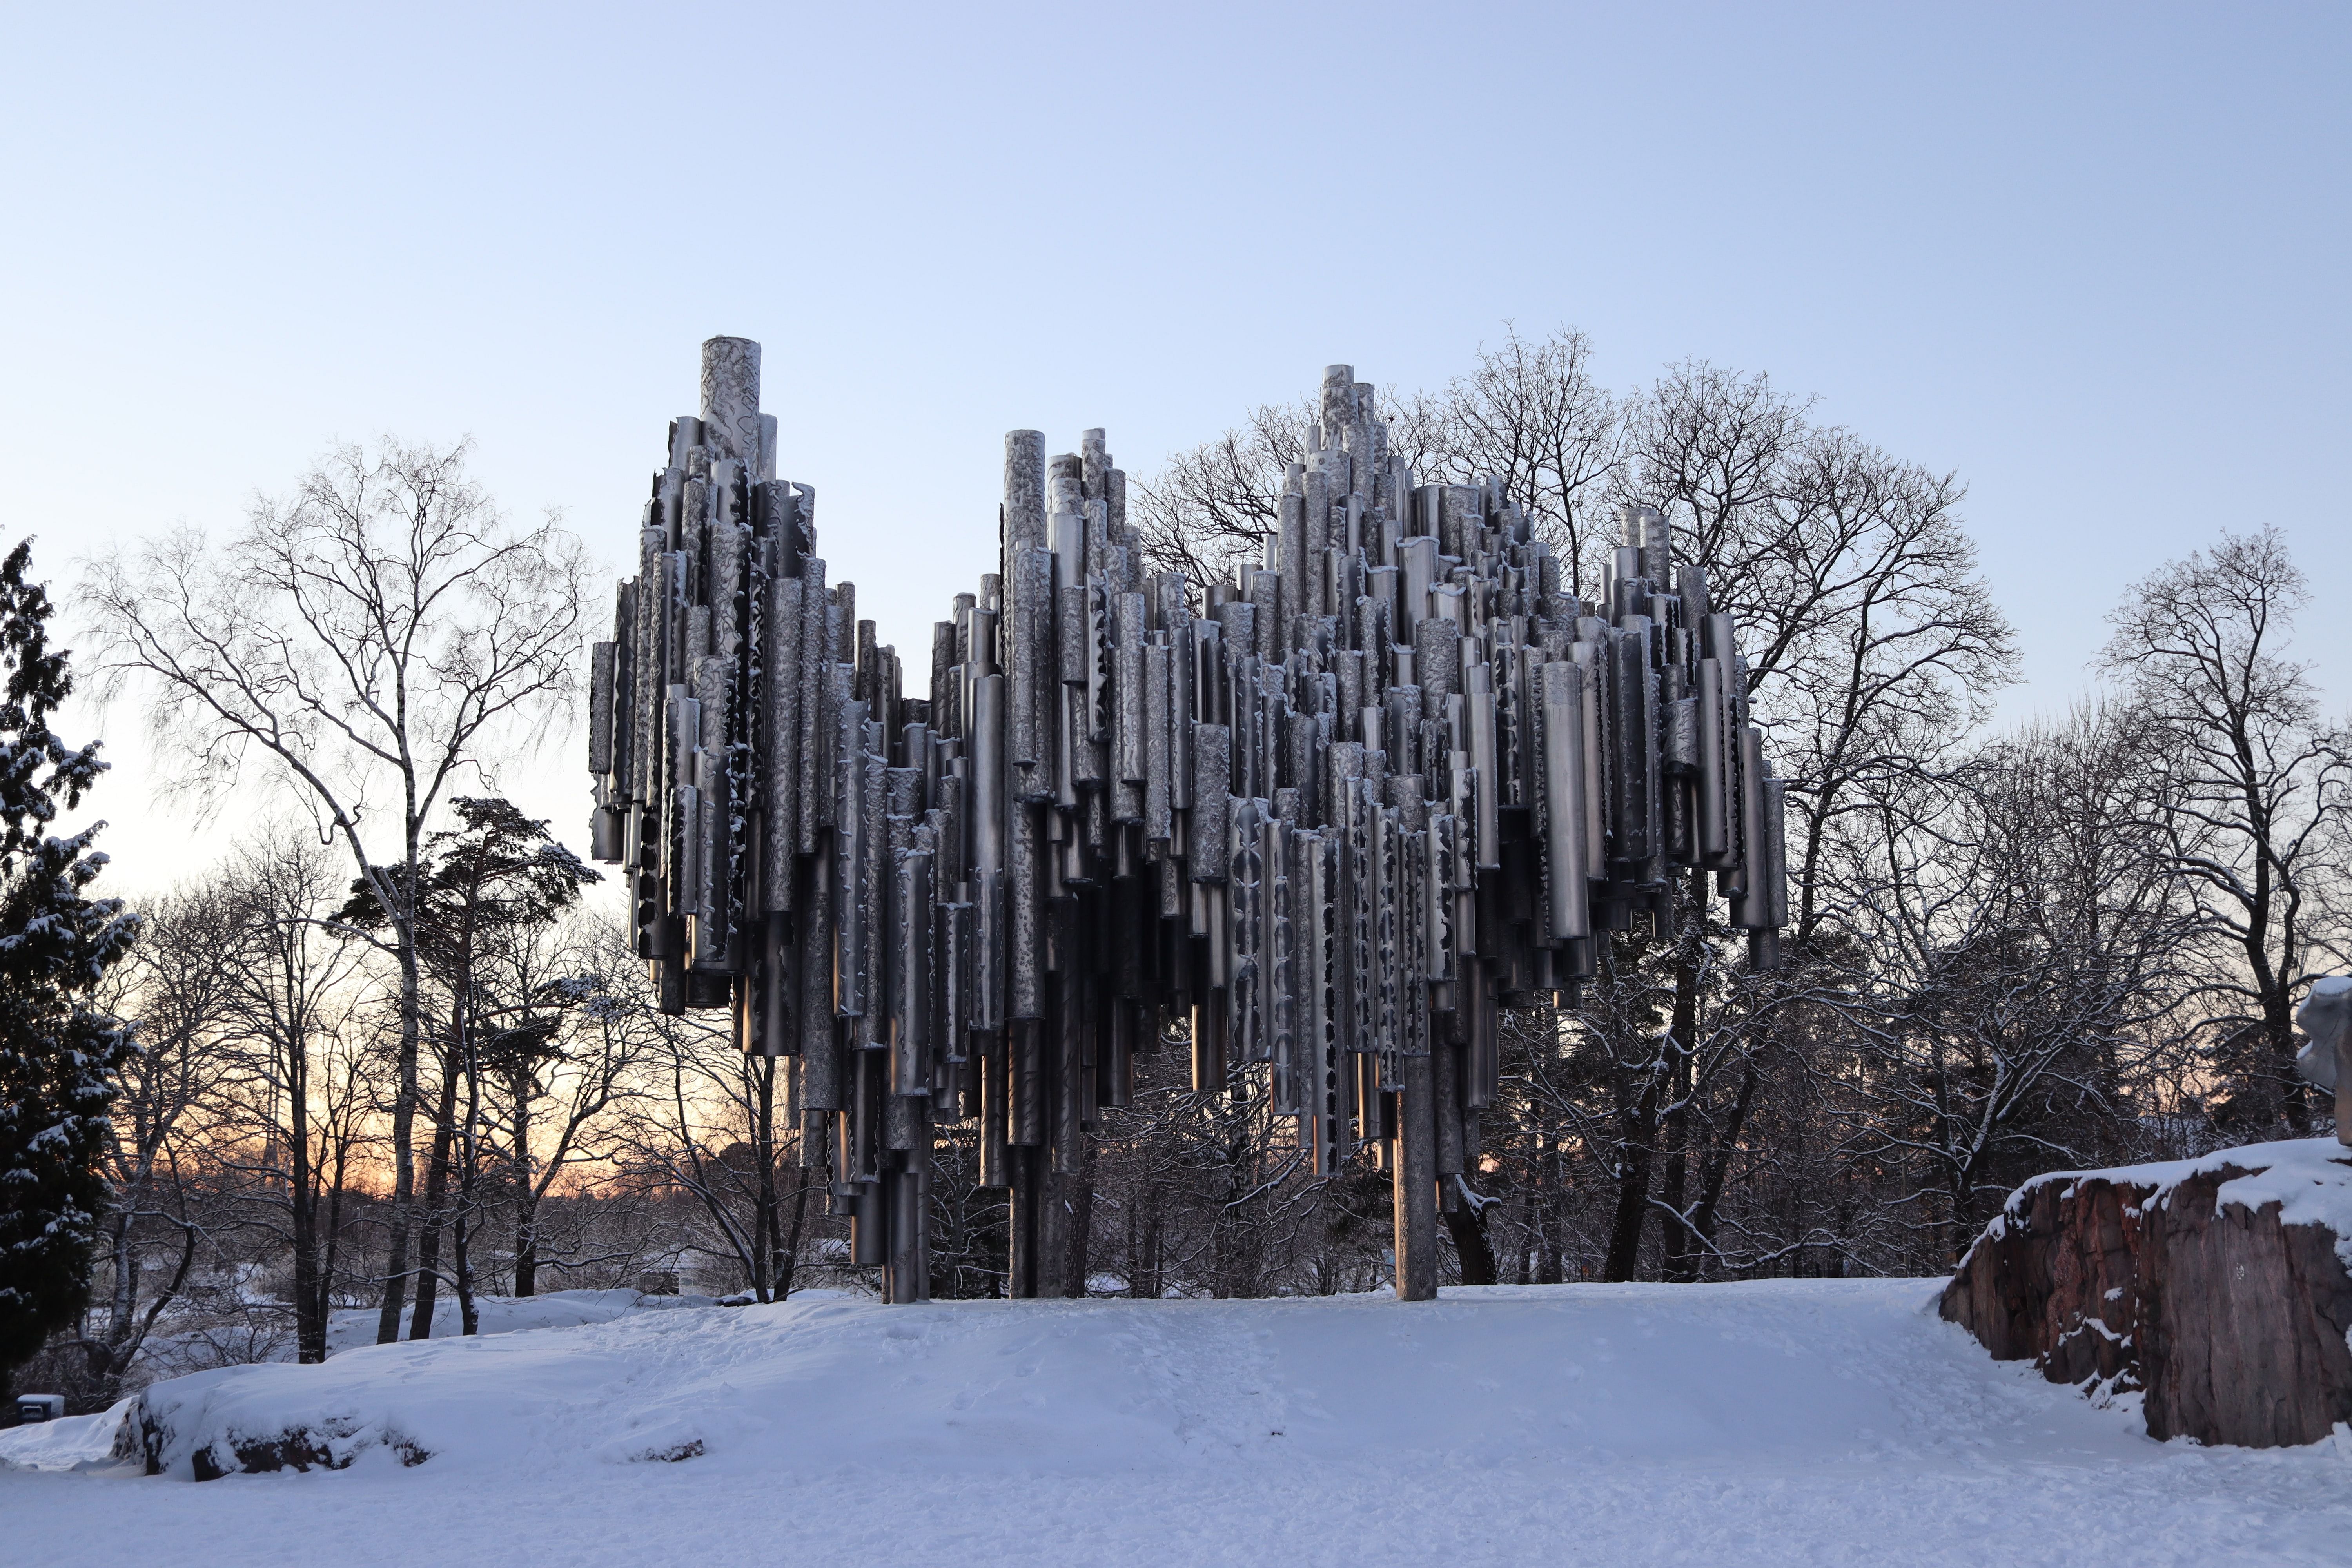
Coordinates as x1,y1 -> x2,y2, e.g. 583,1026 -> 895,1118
7,1280 -> 2349,1567
321,1285 -> 732,1357
0,1290 -> 742,1478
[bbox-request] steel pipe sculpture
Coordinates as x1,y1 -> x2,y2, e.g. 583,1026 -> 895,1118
588,337 -> 1790,1302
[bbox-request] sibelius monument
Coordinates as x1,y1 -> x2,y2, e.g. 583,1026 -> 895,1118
586,336 -> 1791,1303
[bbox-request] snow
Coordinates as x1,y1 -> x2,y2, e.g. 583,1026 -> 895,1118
0,1398 -> 132,1472
6,1280 -> 2349,1566
322,1287 -> 733,1356
0,1290 -> 775,1471
1978,1135 -> 2352,1267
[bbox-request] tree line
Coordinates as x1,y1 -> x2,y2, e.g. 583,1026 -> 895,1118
1,329 -> 2343,1412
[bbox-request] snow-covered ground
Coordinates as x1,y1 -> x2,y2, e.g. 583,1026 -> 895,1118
321,1286 -> 730,1355
5,1279 -> 2347,1566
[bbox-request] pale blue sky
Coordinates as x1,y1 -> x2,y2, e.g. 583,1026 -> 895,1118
5,2 -> 2344,886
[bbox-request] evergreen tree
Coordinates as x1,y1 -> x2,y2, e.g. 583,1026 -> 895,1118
0,537 -> 139,1398
337,797 -> 600,1321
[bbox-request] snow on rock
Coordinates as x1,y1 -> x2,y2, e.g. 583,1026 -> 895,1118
0,1397 -> 136,1472
118,1289 -> 846,1476
1943,1136 -> 2352,1447
147,1289 -> 847,1477
10,1280 -> 2351,1567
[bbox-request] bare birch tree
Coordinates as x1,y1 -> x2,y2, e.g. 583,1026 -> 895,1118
81,440 -> 588,1342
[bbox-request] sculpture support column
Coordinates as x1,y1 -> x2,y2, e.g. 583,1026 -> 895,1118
1394,1050 -> 1437,1300
1009,1145 -> 1042,1298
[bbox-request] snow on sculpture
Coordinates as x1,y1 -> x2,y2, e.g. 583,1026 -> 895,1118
586,337 -> 1792,1301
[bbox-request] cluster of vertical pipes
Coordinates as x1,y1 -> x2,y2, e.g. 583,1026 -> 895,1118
588,338 -> 1789,1302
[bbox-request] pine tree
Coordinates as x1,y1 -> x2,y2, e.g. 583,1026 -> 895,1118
0,537 -> 139,1399
337,796 -> 601,1324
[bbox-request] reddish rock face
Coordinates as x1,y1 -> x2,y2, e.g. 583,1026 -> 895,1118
1941,1146 -> 2352,1448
